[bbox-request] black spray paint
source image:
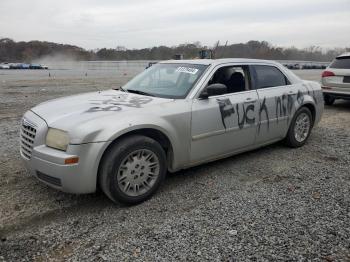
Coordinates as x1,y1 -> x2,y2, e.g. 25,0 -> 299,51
258,97 -> 269,133
217,98 -> 255,130
217,98 -> 235,129
216,88 -> 316,134
305,85 -> 318,105
275,90 -> 306,125
86,94 -> 153,113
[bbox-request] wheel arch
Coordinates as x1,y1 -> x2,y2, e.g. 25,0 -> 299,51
96,128 -> 174,189
285,102 -> 316,136
300,102 -> 316,125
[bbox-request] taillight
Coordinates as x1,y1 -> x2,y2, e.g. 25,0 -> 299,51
322,71 -> 335,77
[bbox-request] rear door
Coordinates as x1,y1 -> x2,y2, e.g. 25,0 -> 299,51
190,65 -> 259,163
251,65 -> 302,144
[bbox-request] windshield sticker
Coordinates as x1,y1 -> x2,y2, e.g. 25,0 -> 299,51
175,67 -> 199,75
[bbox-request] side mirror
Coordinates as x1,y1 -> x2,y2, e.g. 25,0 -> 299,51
200,83 -> 227,99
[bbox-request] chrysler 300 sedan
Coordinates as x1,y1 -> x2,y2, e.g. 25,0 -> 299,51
20,59 -> 324,204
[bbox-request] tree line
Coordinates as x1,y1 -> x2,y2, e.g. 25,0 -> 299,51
0,38 -> 348,63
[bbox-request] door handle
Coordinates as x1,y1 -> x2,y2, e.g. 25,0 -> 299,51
244,98 -> 257,103
288,91 -> 297,95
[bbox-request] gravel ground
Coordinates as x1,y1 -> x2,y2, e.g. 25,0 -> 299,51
0,69 -> 349,261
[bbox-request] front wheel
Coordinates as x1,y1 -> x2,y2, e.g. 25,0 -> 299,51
285,107 -> 313,148
99,135 -> 167,205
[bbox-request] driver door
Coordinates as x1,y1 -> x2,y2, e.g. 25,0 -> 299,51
190,65 -> 259,163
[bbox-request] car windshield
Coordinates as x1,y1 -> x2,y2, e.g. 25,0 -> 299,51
122,63 -> 208,99
329,57 -> 350,69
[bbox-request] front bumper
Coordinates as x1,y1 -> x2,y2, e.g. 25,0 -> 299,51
21,110 -> 111,194
22,142 -> 109,194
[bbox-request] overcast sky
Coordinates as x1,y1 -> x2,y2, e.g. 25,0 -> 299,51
0,0 -> 349,50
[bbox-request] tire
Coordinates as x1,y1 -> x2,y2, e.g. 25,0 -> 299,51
285,107 -> 313,148
99,135 -> 167,205
324,94 -> 335,106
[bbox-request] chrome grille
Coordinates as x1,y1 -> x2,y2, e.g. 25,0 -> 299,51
20,119 -> 37,159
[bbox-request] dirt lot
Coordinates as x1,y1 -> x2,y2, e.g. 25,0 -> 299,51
0,69 -> 349,261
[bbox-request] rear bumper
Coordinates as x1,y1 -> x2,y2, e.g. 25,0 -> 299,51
322,88 -> 350,99
21,142 -> 110,194
322,81 -> 350,99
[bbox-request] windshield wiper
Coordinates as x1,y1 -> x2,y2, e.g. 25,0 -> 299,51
116,86 -> 128,92
127,89 -> 155,97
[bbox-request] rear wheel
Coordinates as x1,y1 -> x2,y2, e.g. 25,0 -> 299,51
99,135 -> 167,205
285,107 -> 313,148
324,94 -> 335,105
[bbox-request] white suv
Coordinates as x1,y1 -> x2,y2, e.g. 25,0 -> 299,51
321,53 -> 350,105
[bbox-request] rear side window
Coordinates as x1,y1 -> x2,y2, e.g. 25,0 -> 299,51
253,65 -> 289,89
329,57 -> 350,69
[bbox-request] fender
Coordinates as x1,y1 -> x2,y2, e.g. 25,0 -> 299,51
302,81 -> 324,125
72,113 -> 190,171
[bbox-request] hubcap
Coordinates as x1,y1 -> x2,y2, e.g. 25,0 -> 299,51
294,112 -> 311,143
117,149 -> 160,197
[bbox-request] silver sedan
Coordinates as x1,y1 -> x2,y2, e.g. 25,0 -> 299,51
20,59 -> 324,204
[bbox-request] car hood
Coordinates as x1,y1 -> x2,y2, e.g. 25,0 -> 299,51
31,90 -> 172,127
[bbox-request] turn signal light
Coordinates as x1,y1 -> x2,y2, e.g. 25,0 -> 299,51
321,71 -> 335,78
64,157 -> 79,165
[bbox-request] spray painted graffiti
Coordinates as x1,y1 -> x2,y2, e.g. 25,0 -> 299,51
304,85 -> 319,105
217,99 -> 235,129
86,94 -> 153,113
297,90 -> 305,104
258,97 -> 269,132
86,105 -> 122,113
274,90 -> 306,125
216,98 -> 256,130
244,104 -> 255,124
216,88 -> 318,133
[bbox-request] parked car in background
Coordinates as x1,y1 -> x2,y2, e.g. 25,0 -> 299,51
0,63 -> 10,69
9,63 -> 22,69
20,59 -> 323,204
3,63 -> 48,70
29,64 -> 43,69
19,63 -> 30,69
322,53 -> 350,105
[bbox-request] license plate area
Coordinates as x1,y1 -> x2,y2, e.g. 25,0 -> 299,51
343,76 -> 350,83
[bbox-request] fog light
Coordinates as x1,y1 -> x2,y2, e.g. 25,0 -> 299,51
64,157 -> 79,165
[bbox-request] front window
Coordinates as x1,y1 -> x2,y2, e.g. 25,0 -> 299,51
206,65 -> 250,94
123,63 -> 208,99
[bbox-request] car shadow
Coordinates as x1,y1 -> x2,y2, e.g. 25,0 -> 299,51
326,99 -> 350,110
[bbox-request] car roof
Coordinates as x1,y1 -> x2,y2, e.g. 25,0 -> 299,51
159,58 -> 281,66
336,52 -> 350,59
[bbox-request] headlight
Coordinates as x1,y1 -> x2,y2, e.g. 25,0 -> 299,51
46,128 -> 69,151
